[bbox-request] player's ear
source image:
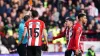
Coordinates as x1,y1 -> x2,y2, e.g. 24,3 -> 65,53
81,17 -> 83,21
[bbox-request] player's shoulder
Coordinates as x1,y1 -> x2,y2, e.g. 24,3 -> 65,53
74,22 -> 82,29
37,19 -> 45,24
25,19 -> 31,24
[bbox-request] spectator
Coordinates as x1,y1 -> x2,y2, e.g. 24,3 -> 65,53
0,0 -> 6,15
2,12 -> 8,25
80,3 -> 85,9
10,9 -> 17,21
0,16 -> 4,27
34,0 -> 42,7
95,23 -> 100,40
11,0 -> 20,6
23,4 -> 30,16
76,1 -> 81,12
52,24 -> 60,37
39,12 -> 49,29
86,2 -> 99,22
80,9 -> 86,15
84,0 -> 89,7
48,15 -> 56,28
59,7 -> 68,27
13,4 -> 19,11
4,0 -> 11,4
93,0 -> 100,13
47,27 -> 53,41
35,3 -> 46,16
13,17 -> 20,31
47,4 -> 52,12
45,7 -> 52,16
67,0 -> 73,11
69,10 -> 76,21
85,24 -> 95,38
43,0 -> 48,8
52,0 -> 58,8
52,24 -> 61,44
90,19 -> 97,31
79,0 -> 82,3
1,33 -> 17,54
52,7 -> 59,22
0,16 -> 4,33
86,46 -> 96,56
4,17 -> 13,34
5,4 -> 11,15
94,17 -> 99,23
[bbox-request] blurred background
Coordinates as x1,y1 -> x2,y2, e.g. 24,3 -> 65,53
0,0 -> 100,56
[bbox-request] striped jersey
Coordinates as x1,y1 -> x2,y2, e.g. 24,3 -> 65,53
25,19 -> 45,46
67,22 -> 82,51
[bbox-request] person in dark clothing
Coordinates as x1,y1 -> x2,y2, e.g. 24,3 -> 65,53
17,15 -> 29,56
1,33 -> 17,53
86,46 -> 96,56
0,0 -> 6,15
39,12 -> 49,29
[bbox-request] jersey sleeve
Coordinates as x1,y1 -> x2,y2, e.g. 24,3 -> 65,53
24,22 -> 28,28
74,27 -> 82,50
53,28 -> 66,40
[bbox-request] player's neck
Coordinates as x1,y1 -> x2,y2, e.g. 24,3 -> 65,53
68,26 -> 72,29
78,21 -> 83,26
33,17 -> 38,20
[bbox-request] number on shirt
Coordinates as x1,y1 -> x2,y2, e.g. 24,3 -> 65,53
29,22 -> 40,38
34,28 -> 39,38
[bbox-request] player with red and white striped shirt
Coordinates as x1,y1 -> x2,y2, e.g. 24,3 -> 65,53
53,14 -> 87,56
19,10 -> 48,56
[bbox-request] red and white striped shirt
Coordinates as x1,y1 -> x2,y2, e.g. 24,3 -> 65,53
25,19 -> 45,46
67,22 -> 82,51
53,22 -> 82,51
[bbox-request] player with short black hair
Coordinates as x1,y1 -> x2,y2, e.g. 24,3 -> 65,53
17,15 -> 29,56
65,13 -> 87,56
53,13 -> 87,56
31,10 -> 38,17
19,10 -> 48,56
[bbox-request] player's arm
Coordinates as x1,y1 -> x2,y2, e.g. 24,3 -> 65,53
74,27 -> 82,55
43,29 -> 48,46
53,28 -> 66,40
18,27 -> 27,45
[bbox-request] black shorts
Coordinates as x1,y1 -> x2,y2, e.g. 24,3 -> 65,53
65,50 -> 82,56
17,44 -> 27,56
27,46 -> 41,56
65,50 -> 75,56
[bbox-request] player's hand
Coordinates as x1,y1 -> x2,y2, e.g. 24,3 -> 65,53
46,42 -> 48,46
53,37 -> 56,40
18,42 -> 22,46
75,49 -> 79,55
42,44 -> 48,51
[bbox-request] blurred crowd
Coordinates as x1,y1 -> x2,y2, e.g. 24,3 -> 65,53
0,0 -> 100,54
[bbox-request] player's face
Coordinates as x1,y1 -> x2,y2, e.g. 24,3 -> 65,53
66,20 -> 70,27
66,20 -> 73,27
70,21 -> 73,27
82,16 -> 87,24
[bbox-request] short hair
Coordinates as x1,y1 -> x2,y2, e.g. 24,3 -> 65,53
32,10 -> 38,17
66,17 -> 74,22
78,13 -> 86,20
24,15 -> 30,22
